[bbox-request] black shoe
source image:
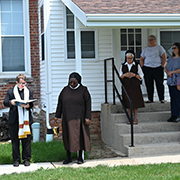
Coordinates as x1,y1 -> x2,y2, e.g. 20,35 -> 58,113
167,116 -> 177,122
13,161 -> 19,167
160,100 -> 166,103
24,160 -> 30,166
77,157 -> 84,164
145,100 -> 153,103
173,117 -> 180,123
63,157 -> 72,164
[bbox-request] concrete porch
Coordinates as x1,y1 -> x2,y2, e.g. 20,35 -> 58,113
101,102 -> 180,158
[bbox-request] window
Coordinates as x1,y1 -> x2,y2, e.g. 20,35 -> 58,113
1,0 -> 25,72
66,7 -> 75,59
66,7 -> 96,60
160,30 -> 180,58
40,5 -> 44,61
120,29 -> 142,62
81,31 -> 95,58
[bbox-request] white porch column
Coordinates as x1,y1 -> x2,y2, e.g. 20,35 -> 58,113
74,18 -> 82,74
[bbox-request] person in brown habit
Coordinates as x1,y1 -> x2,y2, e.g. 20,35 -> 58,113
120,50 -> 145,124
54,72 -> 91,164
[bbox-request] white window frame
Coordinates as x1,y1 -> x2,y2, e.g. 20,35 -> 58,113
159,28 -> 180,58
64,6 -> 97,62
79,28 -> 98,61
65,6 -> 75,61
120,28 -> 142,63
39,4 -> 44,61
0,0 -> 31,78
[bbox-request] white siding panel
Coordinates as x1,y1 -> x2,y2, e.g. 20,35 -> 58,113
39,1 -> 46,110
49,1 -> 76,113
44,1 -> 114,112
81,29 -> 113,110
40,61 -> 46,109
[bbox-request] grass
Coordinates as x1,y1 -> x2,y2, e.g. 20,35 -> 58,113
0,140 -> 88,164
1,141 -> 180,179
1,163 -> 180,180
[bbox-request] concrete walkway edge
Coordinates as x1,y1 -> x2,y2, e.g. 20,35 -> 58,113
1,155 -> 180,176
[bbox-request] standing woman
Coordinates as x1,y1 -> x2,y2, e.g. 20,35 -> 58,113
120,50 -> 145,124
54,72 -> 91,164
165,42 -> 180,122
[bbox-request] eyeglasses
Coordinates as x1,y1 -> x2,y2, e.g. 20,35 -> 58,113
19,82 -> 27,85
69,81 -> 77,85
127,57 -> 133,60
172,47 -> 177,50
148,39 -> 154,41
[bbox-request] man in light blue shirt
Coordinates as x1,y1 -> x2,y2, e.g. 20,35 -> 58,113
140,35 -> 167,103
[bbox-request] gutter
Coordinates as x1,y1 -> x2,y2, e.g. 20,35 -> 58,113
85,14 -> 180,27
44,0 -> 53,131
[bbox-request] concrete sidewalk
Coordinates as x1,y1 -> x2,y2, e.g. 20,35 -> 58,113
1,154 -> 180,176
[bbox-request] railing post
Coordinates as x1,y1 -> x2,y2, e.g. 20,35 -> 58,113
130,102 -> 134,147
104,60 -> 108,103
104,57 -> 134,147
112,58 -> 115,105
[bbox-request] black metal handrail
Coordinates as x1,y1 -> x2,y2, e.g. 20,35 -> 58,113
104,57 -> 134,147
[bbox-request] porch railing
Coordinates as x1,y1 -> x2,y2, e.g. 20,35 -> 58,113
104,57 -> 134,147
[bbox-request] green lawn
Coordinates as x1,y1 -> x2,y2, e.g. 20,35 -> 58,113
1,141 -> 180,180
0,140 -> 88,164
1,163 -> 180,180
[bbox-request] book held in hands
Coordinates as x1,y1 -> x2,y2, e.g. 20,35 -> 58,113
12,99 -> 37,106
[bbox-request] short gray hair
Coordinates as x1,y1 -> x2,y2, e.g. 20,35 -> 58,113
149,35 -> 156,40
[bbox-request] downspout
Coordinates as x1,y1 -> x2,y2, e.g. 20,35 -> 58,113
44,0 -> 53,136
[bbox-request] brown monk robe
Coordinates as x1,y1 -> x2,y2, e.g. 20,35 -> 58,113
55,72 -> 91,165
122,64 -> 144,109
120,50 -> 144,125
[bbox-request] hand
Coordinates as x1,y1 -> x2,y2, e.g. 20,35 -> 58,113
167,71 -> 173,77
85,118 -> 90,125
129,72 -> 136,78
21,103 -> 30,108
11,100 -> 15,106
124,72 -> 131,78
54,117 -> 58,123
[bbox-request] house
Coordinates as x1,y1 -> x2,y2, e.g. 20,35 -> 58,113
1,0 -> 180,140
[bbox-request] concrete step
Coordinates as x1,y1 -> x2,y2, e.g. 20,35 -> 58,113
112,111 -> 171,123
125,142 -> 180,158
111,101 -> 170,113
117,122 -> 180,134
121,131 -> 180,146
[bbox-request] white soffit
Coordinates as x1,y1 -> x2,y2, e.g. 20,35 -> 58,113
86,14 -> 180,28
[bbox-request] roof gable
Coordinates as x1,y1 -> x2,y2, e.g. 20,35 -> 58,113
72,0 -> 180,14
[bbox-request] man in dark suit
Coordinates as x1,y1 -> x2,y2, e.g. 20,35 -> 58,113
4,74 -> 34,167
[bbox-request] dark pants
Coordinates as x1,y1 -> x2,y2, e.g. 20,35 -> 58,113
169,85 -> 180,117
143,66 -> 164,102
9,120 -> 32,163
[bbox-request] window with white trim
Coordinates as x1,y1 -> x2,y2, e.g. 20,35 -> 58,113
120,29 -> 142,62
160,29 -> 180,58
66,7 -> 96,60
0,0 -> 26,72
66,7 -> 75,59
40,5 -> 44,61
81,31 -> 95,58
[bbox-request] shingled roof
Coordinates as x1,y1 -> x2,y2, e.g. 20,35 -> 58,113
72,0 -> 180,14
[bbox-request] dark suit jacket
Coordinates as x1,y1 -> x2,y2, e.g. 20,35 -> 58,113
3,87 -> 34,125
